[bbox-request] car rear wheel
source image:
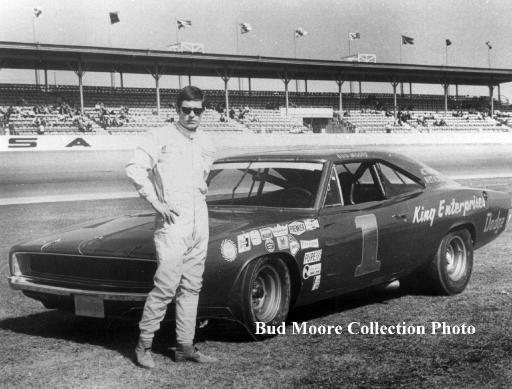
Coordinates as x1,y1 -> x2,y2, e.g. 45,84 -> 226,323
235,256 -> 291,339
402,229 -> 473,295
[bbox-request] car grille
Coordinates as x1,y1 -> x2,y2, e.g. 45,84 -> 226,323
15,253 -> 156,292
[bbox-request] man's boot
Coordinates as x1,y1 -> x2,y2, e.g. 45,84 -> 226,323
175,344 -> 218,363
135,338 -> 155,369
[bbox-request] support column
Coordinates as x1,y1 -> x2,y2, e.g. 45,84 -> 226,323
443,83 -> 449,117
336,80 -> 344,113
188,74 -> 192,86
391,81 -> 399,122
455,84 -> 459,100
44,68 -> 48,92
409,82 -> 412,98
359,81 -> 362,100
498,84 -> 501,105
248,77 -> 252,105
282,76 -> 290,116
304,79 -> 308,94
489,85 -> 494,117
155,75 -> 161,115
147,64 -> 161,115
73,63 -> 85,115
222,75 -> 230,119
120,72 -> 124,90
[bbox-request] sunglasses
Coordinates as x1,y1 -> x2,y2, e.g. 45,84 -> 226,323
181,107 -> 205,115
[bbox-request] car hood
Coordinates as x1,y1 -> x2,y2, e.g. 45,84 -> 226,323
12,208 -> 313,259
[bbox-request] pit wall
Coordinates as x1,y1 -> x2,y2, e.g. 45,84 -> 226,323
1,132 -> 512,152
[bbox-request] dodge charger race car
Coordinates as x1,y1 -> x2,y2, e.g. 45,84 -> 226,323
8,149 -> 511,337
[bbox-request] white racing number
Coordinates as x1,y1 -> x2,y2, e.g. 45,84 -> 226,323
354,214 -> 381,277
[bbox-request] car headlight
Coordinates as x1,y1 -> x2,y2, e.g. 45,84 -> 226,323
9,253 -> 30,276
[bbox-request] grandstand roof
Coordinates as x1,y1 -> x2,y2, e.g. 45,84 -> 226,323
1,41 -> 512,86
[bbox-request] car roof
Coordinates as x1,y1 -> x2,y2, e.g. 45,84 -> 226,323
216,148 -> 410,165
214,148 -> 436,183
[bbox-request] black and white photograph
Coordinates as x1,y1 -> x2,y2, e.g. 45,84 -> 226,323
1,0 -> 512,387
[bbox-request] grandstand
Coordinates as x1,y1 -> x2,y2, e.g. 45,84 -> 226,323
1,41 -> 512,135
1,83 -> 511,135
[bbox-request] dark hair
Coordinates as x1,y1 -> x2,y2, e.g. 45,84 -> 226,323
176,86 -> 204,109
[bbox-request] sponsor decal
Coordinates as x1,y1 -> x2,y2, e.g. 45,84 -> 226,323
312,275 -> 321,291
259,227 -> 273,240
483,211 -> 506,234
288,221 -> 306,236
276,235 -> 289,250
264,238 -> 275,253
300,239 -> 319,249
288,235 -> 300,256
303,263 -> 321,279
220,239 -> 237,262
249,230 -> 262,246
271,223 -> 289,237
237,233 -> 251,253
303,249 -> 322,264
412,196 -> 487,227
304,218 -> 320,231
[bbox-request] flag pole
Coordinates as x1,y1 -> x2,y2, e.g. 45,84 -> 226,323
348,31 -> 351,56
294,32 -> 297,59
399,37 -> 402,64
236,23 -> 241,90
236,23 -> 240,54
445,44 -> 448,66
488,47 -> 491,68
176,19 -> 181,88
176,18 -> 180,44
32,14 -> 39,85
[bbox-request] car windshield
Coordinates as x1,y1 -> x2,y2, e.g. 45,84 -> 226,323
206,161 -> 324,208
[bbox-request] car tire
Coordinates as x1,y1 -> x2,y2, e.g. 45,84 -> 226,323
402,229 -> 473,295
236,256 -> 291,339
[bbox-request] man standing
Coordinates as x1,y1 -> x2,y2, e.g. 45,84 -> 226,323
126,86 -> 216,368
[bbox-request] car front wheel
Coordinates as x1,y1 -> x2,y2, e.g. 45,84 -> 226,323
235,256 -> 291,339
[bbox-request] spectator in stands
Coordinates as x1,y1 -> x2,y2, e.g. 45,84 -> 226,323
219,113 -> 226,122
229,107 -> 236,119
9,123 -> 17,135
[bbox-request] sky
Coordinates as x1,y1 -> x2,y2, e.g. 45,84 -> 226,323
1,0 -> 511,97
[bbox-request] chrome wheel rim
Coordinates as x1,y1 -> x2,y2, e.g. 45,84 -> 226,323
251,265 -> 282,322
445,235 -> 467,281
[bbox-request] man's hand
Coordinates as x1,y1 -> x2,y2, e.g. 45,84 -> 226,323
151,200 -> 180,224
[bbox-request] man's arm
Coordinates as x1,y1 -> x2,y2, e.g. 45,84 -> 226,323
125,134 -> 180,223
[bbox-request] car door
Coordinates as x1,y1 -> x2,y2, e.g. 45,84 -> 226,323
318,160 -> 414,294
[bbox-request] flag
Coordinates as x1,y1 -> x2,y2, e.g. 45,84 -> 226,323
486,41 -> 492,49
33,7 -> 43,18
446,39 -> 452,46
109,12 -> 120,24
402,35 -> 414,45
177,19 -> 192,29
295,27 -> 308,38
240,23 -> 252,34
348,32 -> 360,40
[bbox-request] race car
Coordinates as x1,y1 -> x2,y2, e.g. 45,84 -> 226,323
8,149 -> 511,338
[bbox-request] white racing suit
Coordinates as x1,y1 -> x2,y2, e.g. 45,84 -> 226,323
126,124 -> 215,345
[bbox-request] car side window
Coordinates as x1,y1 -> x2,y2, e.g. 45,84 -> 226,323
377,163 -> 424,197
335,162 -> 384,205
324,167 -> 343,207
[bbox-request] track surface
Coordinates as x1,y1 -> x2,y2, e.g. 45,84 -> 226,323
1,143 -> 512,204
